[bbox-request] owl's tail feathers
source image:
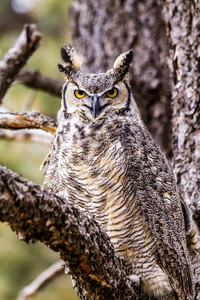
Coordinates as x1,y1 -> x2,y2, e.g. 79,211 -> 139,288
129,274 -> 140,288
186,222 -> 200,299
187,222 -> 200,252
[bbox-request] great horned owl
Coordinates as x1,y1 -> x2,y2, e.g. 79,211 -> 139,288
41,45 -> 200,299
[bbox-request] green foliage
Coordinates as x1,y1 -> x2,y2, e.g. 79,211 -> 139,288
0,0 -> 78,299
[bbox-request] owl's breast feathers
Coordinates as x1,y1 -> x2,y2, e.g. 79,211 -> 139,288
42,115 -> 195,299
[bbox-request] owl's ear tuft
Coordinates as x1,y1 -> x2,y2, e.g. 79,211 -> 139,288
60,45 -> 72,64
58,63 -> 66,73
113,49 -> 134,79
58,45 -> 83,80
113,50 -> 134,70
61,45 -> 83,70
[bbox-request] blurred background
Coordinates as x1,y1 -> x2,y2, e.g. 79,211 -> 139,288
0,0 -> 78,299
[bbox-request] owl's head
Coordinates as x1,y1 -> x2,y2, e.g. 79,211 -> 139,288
58,45 -> 134,122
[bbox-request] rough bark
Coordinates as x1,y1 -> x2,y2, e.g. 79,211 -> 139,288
159,0 -> 200,224
0,111 -> 57,134
0,165 -> 147,300
70,0 -> 172,157
0,24 -> 41,102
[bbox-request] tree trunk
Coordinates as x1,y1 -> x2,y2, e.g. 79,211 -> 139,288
158,2 -> 200,294
159,0 -> 200,223
70,0 -> 172,158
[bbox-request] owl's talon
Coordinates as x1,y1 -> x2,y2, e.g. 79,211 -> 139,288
129,274 -> 140,288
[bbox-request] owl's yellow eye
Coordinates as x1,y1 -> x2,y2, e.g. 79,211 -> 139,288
74,90 -> 86,99
106,88 -> 118,98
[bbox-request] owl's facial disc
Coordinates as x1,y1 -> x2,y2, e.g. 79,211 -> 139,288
77,86 -> 119,119
90,87 -> 119,118
63,81 -> 129,121
74,91 -> 106,119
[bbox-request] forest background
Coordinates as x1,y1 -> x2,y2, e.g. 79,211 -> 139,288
0,0 -> 200,299
0,1 -> 78,299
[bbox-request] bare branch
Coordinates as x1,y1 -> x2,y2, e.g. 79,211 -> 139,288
0,24 -> 42,102
17,261 -> 64,300
0,111 -> 57,134
0,165 -> 146,300
0,128 -> 53,144
15,69 -> 63,97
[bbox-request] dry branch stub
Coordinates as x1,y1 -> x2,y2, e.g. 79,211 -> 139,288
0,24 -> 42,102
0,111 -> 57,134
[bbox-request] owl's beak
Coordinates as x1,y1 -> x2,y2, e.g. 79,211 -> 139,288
92,94 -> 100,118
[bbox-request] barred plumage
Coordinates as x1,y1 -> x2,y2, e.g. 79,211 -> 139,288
41,45 -> 200,299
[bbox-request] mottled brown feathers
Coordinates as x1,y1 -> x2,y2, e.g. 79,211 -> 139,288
41,46 -> 200,300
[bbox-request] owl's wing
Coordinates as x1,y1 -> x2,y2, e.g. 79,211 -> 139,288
40,151 -> 51,173
126,122 -> 194,297
40,149 -> 59,189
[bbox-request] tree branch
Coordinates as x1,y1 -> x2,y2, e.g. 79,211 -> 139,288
15,69 -> 63,97
0,128 -> 53,144
0,24 -> 42,102
0,111 -> 57,134
17,261 -> 64,300
0,165 -> 146,300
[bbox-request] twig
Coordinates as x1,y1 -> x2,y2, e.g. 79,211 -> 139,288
0,111 -> 57,134
15,69 -> 63,97
17,261 -> 64,300
0,128 -> 53,144
0,24 -> 42,102
24,90 -> 38,111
